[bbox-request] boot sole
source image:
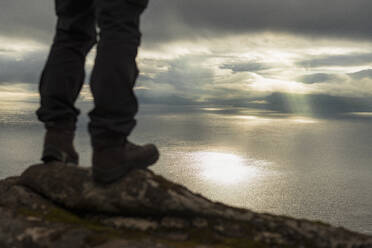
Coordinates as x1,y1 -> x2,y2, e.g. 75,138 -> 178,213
41,145 -> 78,166
92,150 -> 159,185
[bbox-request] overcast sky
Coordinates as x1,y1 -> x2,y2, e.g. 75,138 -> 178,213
1,0 -> 372,116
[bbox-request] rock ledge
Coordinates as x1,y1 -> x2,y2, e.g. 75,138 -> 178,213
0,162 -> 371,248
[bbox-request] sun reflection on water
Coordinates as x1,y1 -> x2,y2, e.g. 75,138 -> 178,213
231,115 -> 270,122
228,114 -> 319,125
290,118 -> 318,124
192,151 -> 271,185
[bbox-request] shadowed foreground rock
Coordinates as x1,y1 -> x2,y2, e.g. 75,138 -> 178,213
0,162 -> 371,248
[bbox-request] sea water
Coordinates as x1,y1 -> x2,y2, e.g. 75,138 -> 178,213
0,99 -> 371,235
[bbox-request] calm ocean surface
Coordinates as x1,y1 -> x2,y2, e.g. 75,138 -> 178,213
0,99 -> 371,235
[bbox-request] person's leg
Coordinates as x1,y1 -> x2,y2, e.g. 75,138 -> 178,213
89,0 -> 159,184
88,0 -> 148,149
36,0 -> 96,164
36,0 -> 97,131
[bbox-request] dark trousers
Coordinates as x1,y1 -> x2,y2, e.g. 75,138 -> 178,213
36,0 -> 149,148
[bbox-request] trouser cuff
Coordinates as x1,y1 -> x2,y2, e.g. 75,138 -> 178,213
45,119 -> 76,131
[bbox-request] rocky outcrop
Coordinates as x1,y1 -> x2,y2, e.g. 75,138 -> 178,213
0,162 -> 371,248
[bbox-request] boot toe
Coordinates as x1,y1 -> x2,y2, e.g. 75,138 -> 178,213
92,141 -> 160,185
42,145 -> 79,165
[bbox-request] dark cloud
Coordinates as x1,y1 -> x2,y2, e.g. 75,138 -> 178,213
296,53 -> 372,68
348,69 -> 372,79
195,91 -> 372,116
137,74 -> 153,81
142,0 -> 372,44
201,96 -> 264,109
220,62 -> 268,73
2,0 -> 372,118
145,55 -> 214,92
298,73 -> 340,84
263,92 -> 372,116
136,90 -> 196,105
0,48 -> 16,53
0,0 -> 55,44
1,0 -> 371,46
0,51 -> 47,84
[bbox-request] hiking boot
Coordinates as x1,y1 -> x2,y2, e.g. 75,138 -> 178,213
41,127 -> 79,166
92,140 -> 159,184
